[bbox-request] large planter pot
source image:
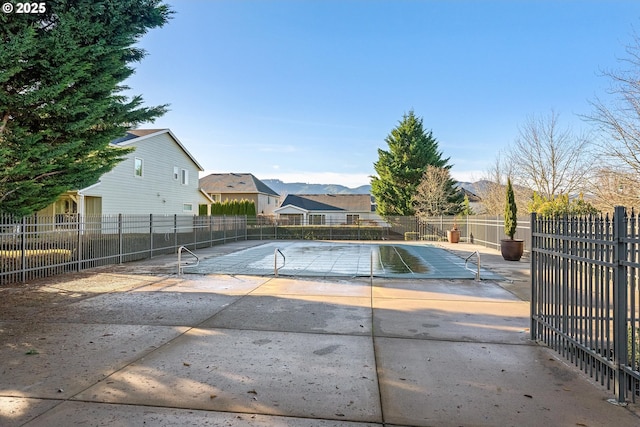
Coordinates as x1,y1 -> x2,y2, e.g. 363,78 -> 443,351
500,239 -> 524,261
447,229 -> 460,243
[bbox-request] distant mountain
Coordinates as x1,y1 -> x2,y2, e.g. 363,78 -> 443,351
263,178 -> 496,197
457,180 -> 492,196
262,179 -> 371,195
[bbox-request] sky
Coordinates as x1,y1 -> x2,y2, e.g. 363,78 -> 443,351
125,0 -> 640,188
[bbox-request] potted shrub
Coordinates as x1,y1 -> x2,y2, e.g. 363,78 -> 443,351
447,222 -> 460,243
500,178 -> 524,261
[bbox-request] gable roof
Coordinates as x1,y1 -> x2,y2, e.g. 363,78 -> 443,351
199,173 -> 279,197
278,194 -> 373,212
111,129 -> 204,171
279,194 -> 344,211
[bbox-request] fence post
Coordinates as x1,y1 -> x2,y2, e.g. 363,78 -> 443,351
118,214 -> 123,264
174,214 -> 178,250
20,216 -> 26,283
209,215 -> 214,247
149,214 -> 153,258
530,212 -> 537,341
613,205 -> 628,403
77,214 -> 82,272
193,215 -> 197,248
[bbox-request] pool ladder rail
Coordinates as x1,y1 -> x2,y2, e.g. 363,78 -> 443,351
178,246 -> 199,275
274,248 -> 286,277
464,251 -> 481,281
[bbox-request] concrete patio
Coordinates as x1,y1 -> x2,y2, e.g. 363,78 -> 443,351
1,241 -> 639,426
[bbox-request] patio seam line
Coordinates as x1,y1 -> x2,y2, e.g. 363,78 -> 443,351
369,274 -> 386,426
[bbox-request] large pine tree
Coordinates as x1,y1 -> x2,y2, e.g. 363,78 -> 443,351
0,0 -> 172,216
371,110 -> 461,216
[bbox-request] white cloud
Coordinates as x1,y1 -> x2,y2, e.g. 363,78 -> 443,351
254,172 -> 372,188
450,170 -> 484,183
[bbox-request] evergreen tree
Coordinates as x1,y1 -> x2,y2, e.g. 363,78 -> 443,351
0,0 -> 172,216
504,178 -> 517,239
246,200 -> 257,217
371,110 -> 461,216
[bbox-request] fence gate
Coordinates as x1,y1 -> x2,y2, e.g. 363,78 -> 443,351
531,206 -> 640,403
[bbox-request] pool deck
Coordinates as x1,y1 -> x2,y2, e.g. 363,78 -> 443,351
1,240 -> 639,426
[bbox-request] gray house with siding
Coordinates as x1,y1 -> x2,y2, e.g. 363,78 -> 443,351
40,129 -> 212,217
199,173 -> 280,216
274,194 -> 383,225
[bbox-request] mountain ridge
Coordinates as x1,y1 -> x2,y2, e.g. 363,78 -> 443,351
263,179 -> 487,196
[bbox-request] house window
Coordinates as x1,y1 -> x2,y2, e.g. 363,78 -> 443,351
309,214 -> 325,225
173,166 -> 179,181
347,214 -> 360,225
280,214 -> 303,225
181,169 -> 189,185
134,158 -> 143,177
183,203 -> 193,212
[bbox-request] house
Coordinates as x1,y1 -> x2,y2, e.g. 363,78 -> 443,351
39,129 -> 212,217
274,194 -> 383,225
199,173 -> 280,216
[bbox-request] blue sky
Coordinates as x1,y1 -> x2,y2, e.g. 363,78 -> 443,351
126,0 -> 640,188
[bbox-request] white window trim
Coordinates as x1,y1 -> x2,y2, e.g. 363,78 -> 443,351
181,168 -> 189,185
183,203 -> 193,212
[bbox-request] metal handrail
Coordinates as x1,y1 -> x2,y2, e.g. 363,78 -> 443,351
178,245 -> 199,275
464,251 -> 481,281
274,248 -> 285,277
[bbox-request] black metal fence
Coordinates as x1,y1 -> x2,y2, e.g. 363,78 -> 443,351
0,214 -> 246,285
531,206 -> 640,403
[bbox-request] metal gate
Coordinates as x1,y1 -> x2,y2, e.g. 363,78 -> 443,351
531,206 -> 640,402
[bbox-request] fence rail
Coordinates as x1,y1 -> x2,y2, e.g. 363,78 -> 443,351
0,214 -> 246,285
1,214 -> 527,285
531,206 -> 640,403
416,214 -> 531,253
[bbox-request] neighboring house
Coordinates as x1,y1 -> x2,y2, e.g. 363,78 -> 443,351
39,129 -> 212,218
460,187 -> 483,214
274,194 -> 382,225
199,173 -> 280,216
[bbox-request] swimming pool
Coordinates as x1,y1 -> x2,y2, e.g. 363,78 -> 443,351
187,241 -> 501,280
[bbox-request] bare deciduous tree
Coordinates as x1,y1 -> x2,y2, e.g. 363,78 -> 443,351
412,165 -> 459,216
506,110 -> 591,200
476,153 -> 530,215
590,168 -> 639,212
587,31 -> 640,209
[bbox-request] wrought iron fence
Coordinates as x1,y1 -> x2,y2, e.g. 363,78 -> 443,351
531,206 -> 640,403
0,214 -> 246,285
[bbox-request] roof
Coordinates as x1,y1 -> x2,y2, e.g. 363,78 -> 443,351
199,173 -> 279,197
111,129 -> 204,171
278,194 -> 373,212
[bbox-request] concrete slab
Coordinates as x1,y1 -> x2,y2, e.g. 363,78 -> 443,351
376,337 -> 640,427
135,274 -> 270,295
374,298 -> 530,343
201,295 -> 372,335
42,291 -> 239,326
43,272 -> 168,293
0,397 -> 61,427
250,277 -> 371,297
0,322 -> 186,399
372,278 -> 522,302
2,240 -> 640,426
21,401 -> 381,427
75,328 -> 382,423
